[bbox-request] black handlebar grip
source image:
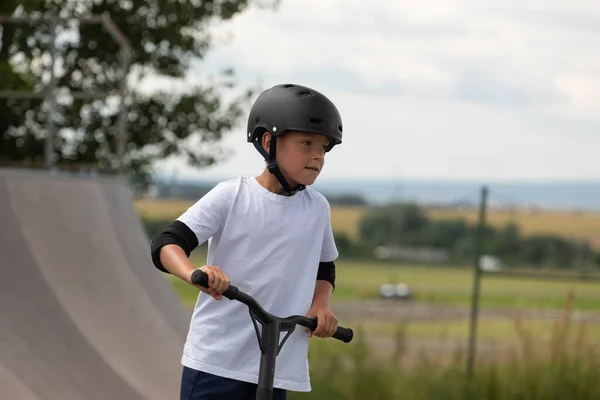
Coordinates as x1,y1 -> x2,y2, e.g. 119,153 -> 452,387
190,269 -> 238,300
333,327 -> 353,343
190,269 -> 209,287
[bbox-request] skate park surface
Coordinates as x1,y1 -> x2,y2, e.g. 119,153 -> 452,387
0,168 -> 190,400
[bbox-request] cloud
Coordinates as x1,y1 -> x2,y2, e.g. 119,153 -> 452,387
480,1 -> 600,35
155,0 -> 600,181
553,74 -> 600,117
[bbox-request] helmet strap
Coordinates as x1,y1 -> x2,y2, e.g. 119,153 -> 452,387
258,135 -> 305,196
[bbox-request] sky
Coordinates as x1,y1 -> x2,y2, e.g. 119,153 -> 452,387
145,0 -> 600,183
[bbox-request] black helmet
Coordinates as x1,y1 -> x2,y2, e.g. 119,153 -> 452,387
247,83 -> 343,195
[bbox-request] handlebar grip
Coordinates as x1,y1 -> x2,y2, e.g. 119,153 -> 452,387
333,326 -> 353,343
190,269 -> 209,287
190,269 -> 238,300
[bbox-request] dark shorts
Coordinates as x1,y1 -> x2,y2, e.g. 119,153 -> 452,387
180,366 -> 288,400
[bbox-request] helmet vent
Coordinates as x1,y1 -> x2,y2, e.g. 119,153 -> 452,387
282,84 -> 295,88
338,125 -> 343,132
309,118 -> 323,125
297,90 -> 314,97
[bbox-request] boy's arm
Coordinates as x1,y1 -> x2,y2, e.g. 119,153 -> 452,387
150,182 -> 230,274
314,260 -> 336,305
158,244 -> 230,299
307,202 -> 339,337
151,220 -> 199,275
306,280 -> 337,338
311,280 -> 334,308
305,261 -> 337,338
157,243 -> 197,283
150,183 -> 232,299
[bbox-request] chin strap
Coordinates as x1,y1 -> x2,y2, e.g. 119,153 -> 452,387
275,182 -> 306,196
253,134 -> 306,196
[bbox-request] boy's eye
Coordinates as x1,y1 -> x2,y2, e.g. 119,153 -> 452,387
300,139 -> 328,150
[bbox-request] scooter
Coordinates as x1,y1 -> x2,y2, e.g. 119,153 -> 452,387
191,269 -> 354,400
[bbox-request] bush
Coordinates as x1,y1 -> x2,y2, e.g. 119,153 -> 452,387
333,232 -> 374,260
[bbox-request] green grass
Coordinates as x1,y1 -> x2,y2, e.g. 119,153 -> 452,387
363,317 -> 600,344
287,316 -> 600,400
167,274 -> 199,309
333,260 -> 600,311
169,254 -> 600,349
287,290 -> 600,399
166,253 -> 600,399
169,274 -> 600,347
173,254 -> 600,312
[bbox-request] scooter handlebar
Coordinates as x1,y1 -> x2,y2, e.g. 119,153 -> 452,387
190,269 -> 353,343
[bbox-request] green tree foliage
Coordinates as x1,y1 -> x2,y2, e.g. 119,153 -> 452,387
421,219 -> 470,250
355,203 -> 599,269
358,203 -> 428,247
0,0 -> 277,189
325,194 -> 367,206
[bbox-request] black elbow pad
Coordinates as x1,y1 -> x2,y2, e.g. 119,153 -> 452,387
150,220 -> 199,273
316,261 -> 336,290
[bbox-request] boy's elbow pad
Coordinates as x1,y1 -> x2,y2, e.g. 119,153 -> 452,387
150,220 -> 199,273
316,261 -> 336,290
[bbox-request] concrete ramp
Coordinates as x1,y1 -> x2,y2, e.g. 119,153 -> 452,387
100,182 -> 191,334
0,363 -> 44,400
0,168 -> 190,400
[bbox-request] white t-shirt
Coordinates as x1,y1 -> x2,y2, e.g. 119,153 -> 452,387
176,176 -> 338,392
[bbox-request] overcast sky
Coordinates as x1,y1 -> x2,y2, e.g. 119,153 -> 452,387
147,0 -> 600,183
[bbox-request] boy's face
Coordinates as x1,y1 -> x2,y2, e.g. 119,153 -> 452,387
265,131 -> 331,187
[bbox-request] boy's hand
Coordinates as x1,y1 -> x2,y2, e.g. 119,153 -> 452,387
305,305 -> 338,338
188,265 -> 230,301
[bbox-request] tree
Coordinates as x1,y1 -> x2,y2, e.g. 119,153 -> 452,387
421,219 -> 470,250
0,2 -> 45,163
520,235 -> 575,268
0,0 -> 278,191
358,203 -> 429,247
326,194 -> 367,206
485,222 -> 521,261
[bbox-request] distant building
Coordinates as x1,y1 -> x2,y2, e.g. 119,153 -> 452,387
479,255 -> 503,272
373,245 -> 450,263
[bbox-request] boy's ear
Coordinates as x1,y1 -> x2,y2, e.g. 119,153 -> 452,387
261,131 -> 272,153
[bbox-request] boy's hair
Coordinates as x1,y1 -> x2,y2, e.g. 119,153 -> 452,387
246,84 -> 343,195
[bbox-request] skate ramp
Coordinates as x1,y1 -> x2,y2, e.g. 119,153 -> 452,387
100,182 -> 190,334
0,363 -> 43,400
0,168 -> 191,400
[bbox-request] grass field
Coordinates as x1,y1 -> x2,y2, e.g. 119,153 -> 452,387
173,254 -> 600,312
167,255 -> 600,359
134,199 -> 600,248
135,198 -> 196,220
161,248 -> 600,398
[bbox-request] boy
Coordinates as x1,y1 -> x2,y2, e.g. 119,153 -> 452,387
150,83 -> 344,399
